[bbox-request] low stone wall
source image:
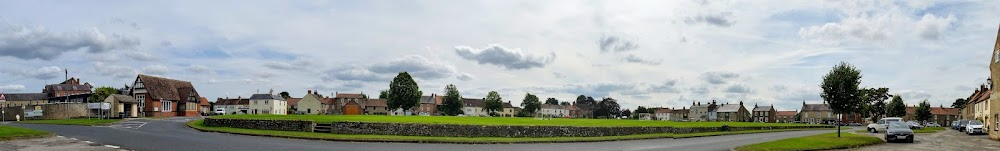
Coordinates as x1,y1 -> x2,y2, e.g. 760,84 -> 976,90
330,122 -> 833,137
204,118 -> 315,132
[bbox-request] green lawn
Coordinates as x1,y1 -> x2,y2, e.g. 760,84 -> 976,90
0,125 -> 51,141
16,118 -> 121,126
913,127 -> 945,133
734,132 -> 884,151
213,114 -> 820,127
188,120 -> 827,143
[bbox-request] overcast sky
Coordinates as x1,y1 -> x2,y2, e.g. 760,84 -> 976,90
1,0 -> 998,111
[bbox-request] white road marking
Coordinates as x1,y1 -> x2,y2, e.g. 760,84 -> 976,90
84,141 -> 93,143
104,145 -> 121,149
70,138 -> 77,140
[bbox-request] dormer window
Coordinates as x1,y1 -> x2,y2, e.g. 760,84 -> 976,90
135,79 -> 145,89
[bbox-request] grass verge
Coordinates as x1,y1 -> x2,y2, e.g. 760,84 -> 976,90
189,120 -> 829,144
913,127 -> 945,133
734,132 -> 884,151
212,114 -> 821,127
0,125 -> 52,141
16,118 -> 122,126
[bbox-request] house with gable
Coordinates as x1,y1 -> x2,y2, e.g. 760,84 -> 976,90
335,92 -> 366,115
130,74 -> 206,117
654,107 -> 673,121
800,101 -> 835,124
688,100 -> 718,121
365,99 -> 389,115
752,104 -> 776,123
249,91 -> 287,115
462,98 -> 486,116
775,110 -> 798,123
717,101 -> 750,122
43,77 -> 93,103
416,94 -> 438,116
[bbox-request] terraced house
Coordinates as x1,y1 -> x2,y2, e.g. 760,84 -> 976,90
130,74 -> 207,117
752,104 -> 776,123
43,78 -> 93,103
800,101 -> 834,124
716,101 -> 749,122
775,110 -> 798,123
688,101 -> 717,121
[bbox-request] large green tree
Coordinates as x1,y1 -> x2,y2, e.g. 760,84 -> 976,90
439,84 -> 464,116
886,95 -> 907,117
820,62 -> 862,137
388,72 -> 422,114
574,95 -> 597,118
951,98 -> 967,109
483,91 -> 504,116
88,86 -> 119,103
379,90 -> 389,99
915,100 -> 932,124
545,98 -> 559,105
860,88 -> 891,123
520,93 -> 541,116
279,91 -> 291,99
595,98 -> 621,119
560,101 -> 571,106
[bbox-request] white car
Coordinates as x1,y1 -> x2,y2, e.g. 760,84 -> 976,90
967,120 -> 985,135
214,108 -> 226,115
868,117 -> 903,133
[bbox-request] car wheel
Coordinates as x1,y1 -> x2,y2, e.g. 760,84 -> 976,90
908,138 -> 914,143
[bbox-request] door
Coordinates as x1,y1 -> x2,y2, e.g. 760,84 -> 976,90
343,105 -> 362,115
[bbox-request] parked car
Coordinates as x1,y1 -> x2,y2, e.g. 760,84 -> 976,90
849,122 -> 863,126
868,117 -> 903,133
906,121 -> 924,129
214,108 -> 226,115
966,120 -> 985,135
958,120 -> 971,132
952,120 -> 963,130
925,122 -> 941,127
885,122 -> 914,143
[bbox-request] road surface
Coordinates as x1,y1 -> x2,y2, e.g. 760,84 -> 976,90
7,117 -> 836,151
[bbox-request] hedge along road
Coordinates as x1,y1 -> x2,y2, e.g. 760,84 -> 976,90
9,117 -> 836,151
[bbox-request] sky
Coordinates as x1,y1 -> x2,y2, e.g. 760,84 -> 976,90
1,0 -> 998,111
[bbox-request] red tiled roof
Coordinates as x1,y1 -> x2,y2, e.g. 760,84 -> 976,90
216,98 -> 249,105
931,107 -> 959,115
655,108 -> 673,113
335,93 -> 365,99
321,98 -> 336,105
286,98 -> 302,106
136,74 -> 198,101
367,99 -> 387,107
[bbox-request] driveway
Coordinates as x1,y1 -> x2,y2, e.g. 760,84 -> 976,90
837,128 -> 1000,151
7,117 -> 837,151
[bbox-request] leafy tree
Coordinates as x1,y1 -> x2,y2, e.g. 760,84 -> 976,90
559,101 -> 570,106
860,88 -> 891,123
635,106 -> 648,114
820,62 -> 862,137
379,90 -> 389,99
621,109 -> 632,118
545,98 -> 559,105
574,96 -> 597,118
88,86 -> 119,103
483,91 -> 504,116
388,72 -> 422,114
886,95 -> 907,117
951,98 -> 967,109
595,98 -> 621,119
520,93 -> 541,116
279,91 -> 291,99
915,100 -> 932,124
795,113 -> 802,121
439,84 -> 464,116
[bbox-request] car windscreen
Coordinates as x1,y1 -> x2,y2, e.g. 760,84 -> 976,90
888,122 -> 909,129
970,121 -> 983,125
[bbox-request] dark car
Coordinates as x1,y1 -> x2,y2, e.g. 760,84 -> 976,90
958,120 -> 971,132
951,121 -> 960,130
885,122 -> 914,143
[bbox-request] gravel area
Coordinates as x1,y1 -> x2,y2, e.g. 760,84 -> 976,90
836,128 -> 1000,151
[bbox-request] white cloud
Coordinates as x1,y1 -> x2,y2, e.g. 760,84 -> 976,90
324,55 -> 459,82
599,35 -> 639,52
724,84 -> 752,94
0,84 -> 26,92
454,44 -> 555,69
914,14 -> 956,40
700,72 -> 739,85
457,72 -> 475,81
0,26 -> 139,60
15,66 -> 63,80
142,65 -> 169,75
623,54 -> 661,65
187,65 -> 212,74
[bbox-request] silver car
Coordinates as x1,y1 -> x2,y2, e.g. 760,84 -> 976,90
885,122 -> 914,143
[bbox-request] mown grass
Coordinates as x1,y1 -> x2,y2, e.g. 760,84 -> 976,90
16,118 -> 121,126
734,132 -> 884,151
0,125 -> 51,141
913,127 -> 945,133
188,120 -> 827,143
213,114 -> 819,127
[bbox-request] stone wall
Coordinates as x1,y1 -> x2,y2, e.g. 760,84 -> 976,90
204,118 -> 315,132
1,103 -> 88,121
330,122 -> 832,137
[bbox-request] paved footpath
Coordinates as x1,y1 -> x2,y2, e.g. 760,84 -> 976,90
8,117 -> 837,151
836,128 -> 1000,151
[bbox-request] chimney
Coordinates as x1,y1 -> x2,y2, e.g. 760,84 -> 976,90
697,102 -> 701,106
740,101 -> 743,106
308,90 -> 312,95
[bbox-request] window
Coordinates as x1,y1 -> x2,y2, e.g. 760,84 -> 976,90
162,101 -> 172,111
136,95 -> 145,110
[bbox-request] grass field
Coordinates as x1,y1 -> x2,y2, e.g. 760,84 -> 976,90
17,118 -> 121,126
0,125 -> 51,141
734,132 -> 884,151
212,114 -> 819,127
188,120 -> 827,143
913,127 -> 945,133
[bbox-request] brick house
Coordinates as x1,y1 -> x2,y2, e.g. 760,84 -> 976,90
752,104 -> 776,123
43,78 -> 93,103
775,110 -> 798,123
670,107 -> 689,121
130,74 -> 205,117
416,94 -> 438,116
716,101 -> 749,122
334,93 -> 366,115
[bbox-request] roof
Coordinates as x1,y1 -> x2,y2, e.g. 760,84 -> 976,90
109,94 -> 138,103
216,98 -> 250,105
136,74 -> 198,101
434,96 -> 444,105
463,98 -> 484,107
249,94 -> 286,101
775,111 -> 798,116
0,93 -> 49,101
655,108 -> 673,113
321,98 -> 336,105
717,104 -> 743,112
503,102 -> 514,108
931,107 -> 959,115
420,95 -> 436,104
286,98 -> 301,106
753,106 -> 774,112
801,103 -> 831,112
335,93 -> 365,99
366,99 -> 387,107
566,105 -> 578,111
541,104 -> 566,109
